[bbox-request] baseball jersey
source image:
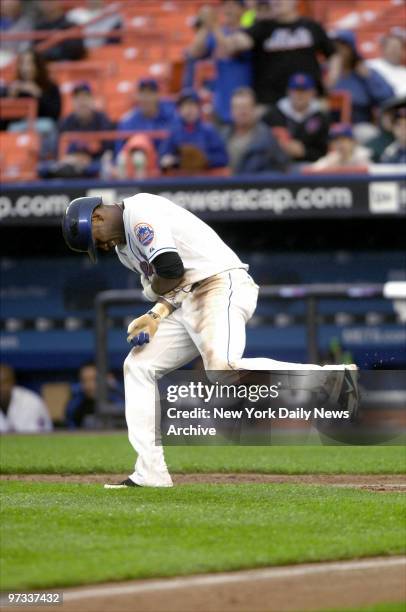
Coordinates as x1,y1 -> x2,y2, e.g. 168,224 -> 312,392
115,193 -> 248,285
0,386 -> 53,433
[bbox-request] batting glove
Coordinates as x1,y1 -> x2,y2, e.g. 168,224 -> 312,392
127,310 -> 161,347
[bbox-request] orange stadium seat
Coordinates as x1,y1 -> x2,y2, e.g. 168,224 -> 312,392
328,90 -> 352,125
0,132 -> 39,182
0,98 -> 38,128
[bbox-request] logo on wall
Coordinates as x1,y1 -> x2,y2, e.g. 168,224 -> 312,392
135,223 -> 154,246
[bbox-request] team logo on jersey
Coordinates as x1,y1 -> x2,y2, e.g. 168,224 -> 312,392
135,223 -> 154,246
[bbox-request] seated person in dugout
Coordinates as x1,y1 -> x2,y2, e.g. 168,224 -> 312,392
0,364 -> 52,433
65,362 -> 123,429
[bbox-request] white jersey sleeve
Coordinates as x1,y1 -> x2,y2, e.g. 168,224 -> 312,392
124,195 -> 178,265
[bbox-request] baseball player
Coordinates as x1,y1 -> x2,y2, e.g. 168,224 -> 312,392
62,193 -> 358,488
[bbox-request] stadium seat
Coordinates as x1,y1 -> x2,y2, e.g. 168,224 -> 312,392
41,382 -> 71,423
328,90 -> 352,124
0,132 -> 39,182
0,98 -> 38,128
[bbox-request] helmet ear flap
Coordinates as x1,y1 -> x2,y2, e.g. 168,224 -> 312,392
61,196 -> 103,262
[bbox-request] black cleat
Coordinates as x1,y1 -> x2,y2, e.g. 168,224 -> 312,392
104,478 -> 140,489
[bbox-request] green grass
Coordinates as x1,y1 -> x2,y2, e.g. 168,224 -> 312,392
1,481 -> 405,591
0,434 -> 405,474
322,602 -> 406,612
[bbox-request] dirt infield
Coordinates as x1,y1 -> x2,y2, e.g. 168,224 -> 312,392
1,472 -> 406,491
11,557 -> 406,612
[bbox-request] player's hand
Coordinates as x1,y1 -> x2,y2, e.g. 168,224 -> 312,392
127,312 -> 160,347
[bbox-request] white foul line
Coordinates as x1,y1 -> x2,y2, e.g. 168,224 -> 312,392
64,557 -> 406,602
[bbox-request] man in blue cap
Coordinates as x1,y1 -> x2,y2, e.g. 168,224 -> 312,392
59,82 -> 114,135
115,78 -> 176,156
159,89 -> 228,171
264,72 -> 330,162
312,123 -> 371,170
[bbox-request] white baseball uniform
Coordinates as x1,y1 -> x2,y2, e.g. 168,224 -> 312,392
117,193 -> 346,487
0,386 -> 53,433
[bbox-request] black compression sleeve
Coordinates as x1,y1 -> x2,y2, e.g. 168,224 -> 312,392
152,251 -> 185,279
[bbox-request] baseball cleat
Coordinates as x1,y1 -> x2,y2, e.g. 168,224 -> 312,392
338,365 -> 360,420
104,478 -> 140,489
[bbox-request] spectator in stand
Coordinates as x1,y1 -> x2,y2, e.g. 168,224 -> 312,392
115,78 -> 175,156
65,363 -> 123,429
116,134 -> 159,180
0,0 -> 33,54
7,49 -> 61,122
380,107 -> 406,164
160,89 -> 228,173
329,30 -> 394,140
60,82 -> 113,134
264,73 -> 329,163
223,87 -> 288,173
215,0 -> 339,106
186,0 -> 253,124
366,107 -> 395,162
368,33 -> 406,98
38,141 -> 101,179
35,0 -> 85,62
0,364 -> 52,433
311,124 -> 371,170
7,49 -> 61,157
59,82 -> 114,160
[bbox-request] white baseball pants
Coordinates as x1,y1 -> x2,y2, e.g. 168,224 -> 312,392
123,269 -> 345,487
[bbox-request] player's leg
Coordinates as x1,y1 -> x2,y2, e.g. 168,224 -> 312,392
122,309 -> 199,487
182,269 -> 357,408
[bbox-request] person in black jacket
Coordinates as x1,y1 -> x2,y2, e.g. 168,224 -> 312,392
8,48 -> 61,121
36,0 -> 85,62
59,82 -> 114,157
264,73 -> 330,163
203,0 -> 339,106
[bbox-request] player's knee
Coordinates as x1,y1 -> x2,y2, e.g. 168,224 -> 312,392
123,350 -> 154,380
204,353 -> 233,373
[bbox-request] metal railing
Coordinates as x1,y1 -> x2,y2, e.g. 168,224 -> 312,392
95,282 -> 394,415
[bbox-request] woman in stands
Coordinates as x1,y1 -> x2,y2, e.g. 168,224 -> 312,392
7,49 -> 61,156
9,49 -> 61,121
329,30 -> 394,143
